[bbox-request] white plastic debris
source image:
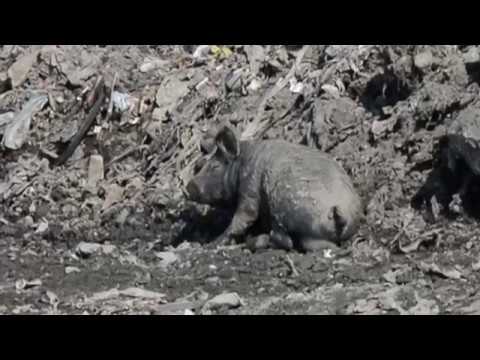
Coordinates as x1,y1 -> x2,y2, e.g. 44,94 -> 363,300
323,249 -> 334,259
2,94 -> 48,150
34,220 -> 49,234
193,45 -> 211,59
75,242 -> 116,258
247,78 -> 262,92
289,78 -> 304,94
414,51 -> 433,70
65,266 -> 81,274
155,251 -> 179,269
112,91 -> 137,113
0,112 -> 15,135
15,278 -> 42,290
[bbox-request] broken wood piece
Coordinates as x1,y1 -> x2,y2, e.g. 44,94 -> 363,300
55,81 -> 106,166
86,76 -> 104,108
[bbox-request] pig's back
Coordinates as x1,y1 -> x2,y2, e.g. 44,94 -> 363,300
251,140 -> 361,235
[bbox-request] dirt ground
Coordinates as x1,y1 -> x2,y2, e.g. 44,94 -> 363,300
2,45 -> 480,315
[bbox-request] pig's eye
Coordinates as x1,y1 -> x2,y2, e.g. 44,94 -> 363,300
209,162 -> 221,170
193,158 -> 206,174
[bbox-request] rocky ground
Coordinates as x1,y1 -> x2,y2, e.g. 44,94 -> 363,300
2,45 -> 480,315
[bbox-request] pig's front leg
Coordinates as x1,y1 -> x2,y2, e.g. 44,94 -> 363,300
216,195 -> 260,245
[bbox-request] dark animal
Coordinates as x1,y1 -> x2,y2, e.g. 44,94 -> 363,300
184,126 -> 362,252
412,107 -> 480,217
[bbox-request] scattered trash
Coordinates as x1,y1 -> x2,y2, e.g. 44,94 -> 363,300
398,230 -> 439,254
211,46 -> 233,60
34,219 -> 49,234
472,260 -> 480,271
111,91 -> 138,113
418,261 -> 464,280
348,297 -> 382,315
244,45 -> 265,75
463,47 -> 480,64
101,184 -> 124,211
75,242 -> 102,257
289,78 -> 304,94
193,45 -> 211,59
201,292 -> 244,313
57,48 -> 101,87
155,251 -> 179,269
0,71 -> 10,93
12,304 -> 37,314
460,298 -> 480,315
154,74 -> 190,120
45,290 -> 59,309
321,84 -> 340,98
382,270 -> 398,284
371,116 -> 398,140
414,50 -> 434,70
0,112 -> 15,135
7,48 -> 40,88
408,293 -> 439,315
85,287 -> 167,304
117,287 -> 166,300
75,242 -> 116,258
15,278 -> 42,291
65,266 -> 81,274
2,45 -> 480,314
285,255 -> 299,277
2,94 -> 48,150
139,57 -> 169,73
247,78 -> 262,92
225,69 -> 244,93
87,154 -> 104,188
323,249 -> 334,259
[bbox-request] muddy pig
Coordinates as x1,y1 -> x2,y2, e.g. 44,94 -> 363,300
184,125 -> 362,252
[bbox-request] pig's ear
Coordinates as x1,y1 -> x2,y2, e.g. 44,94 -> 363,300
200,137 -> 216,154
215,125 -> 240,159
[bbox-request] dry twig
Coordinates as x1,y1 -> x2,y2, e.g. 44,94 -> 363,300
105,144 -> 149,169
285,255 -> 299,277
241,45 -> 311,141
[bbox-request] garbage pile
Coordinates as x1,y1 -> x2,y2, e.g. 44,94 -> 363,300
2,45 -> 480,314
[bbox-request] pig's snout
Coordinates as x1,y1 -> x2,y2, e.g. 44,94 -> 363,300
185,181 -> 200,200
